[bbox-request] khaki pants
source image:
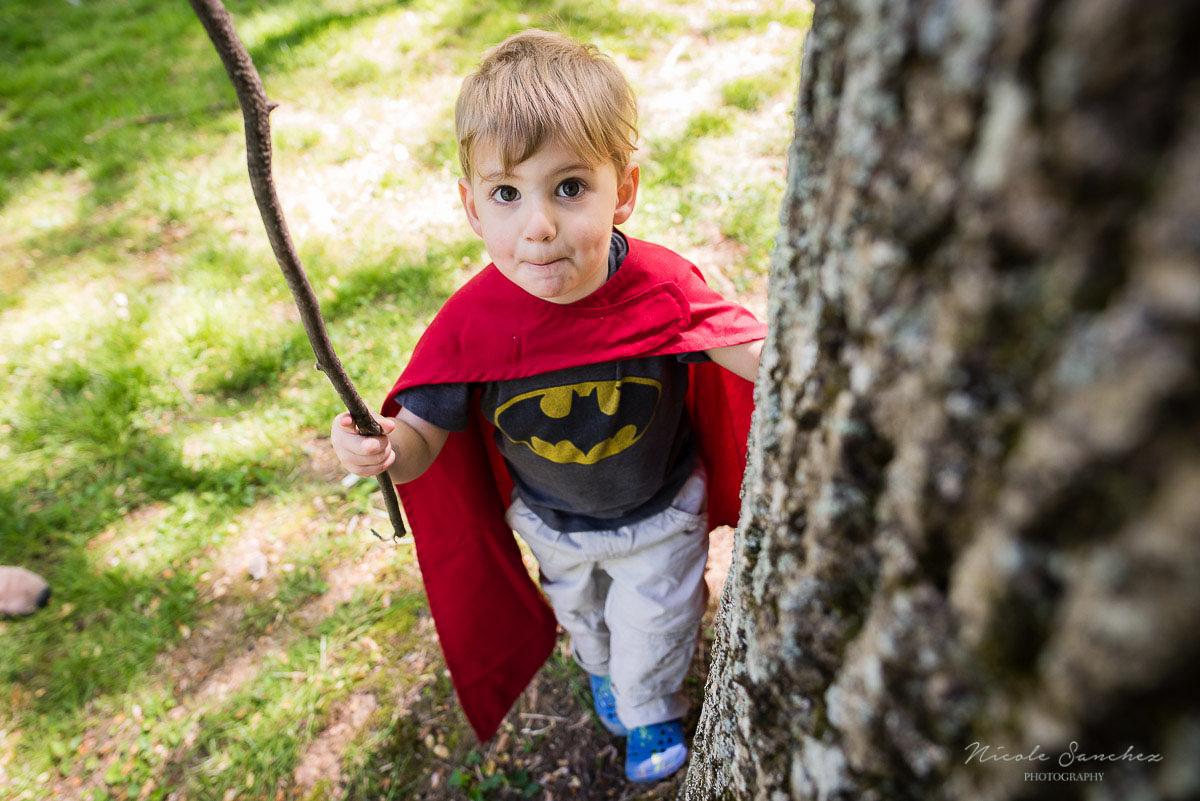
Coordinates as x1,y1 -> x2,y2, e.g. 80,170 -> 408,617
505,469 -> 709,728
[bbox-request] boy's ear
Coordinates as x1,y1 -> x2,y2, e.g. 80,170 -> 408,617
613,162 -> 639,226
458,177 -> 484,238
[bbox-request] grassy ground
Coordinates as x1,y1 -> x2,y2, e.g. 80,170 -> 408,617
0,0 -> 809,798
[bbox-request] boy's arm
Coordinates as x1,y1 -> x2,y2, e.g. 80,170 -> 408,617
705,338 -> 764,382
384,408 -> 450,483
331,408 -> 449,484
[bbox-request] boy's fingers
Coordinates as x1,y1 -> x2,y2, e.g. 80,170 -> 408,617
338,413 -> 394,436
355,455 -> 391,477
362,436 -> 390,455
342,449 -> 389,470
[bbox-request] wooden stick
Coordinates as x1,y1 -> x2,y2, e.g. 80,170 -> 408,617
189,0 -> 405,538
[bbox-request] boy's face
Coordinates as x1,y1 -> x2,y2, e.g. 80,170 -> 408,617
458,137 -> 639,304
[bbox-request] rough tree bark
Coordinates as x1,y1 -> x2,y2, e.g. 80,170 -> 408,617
685,1 -> 1200,799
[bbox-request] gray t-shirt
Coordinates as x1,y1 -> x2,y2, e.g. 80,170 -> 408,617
393,232 -> 704,532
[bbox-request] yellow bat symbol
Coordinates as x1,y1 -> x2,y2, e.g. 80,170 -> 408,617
493,377 -> 662,464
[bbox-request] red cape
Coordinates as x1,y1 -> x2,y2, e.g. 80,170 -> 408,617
382,235 -> 766,740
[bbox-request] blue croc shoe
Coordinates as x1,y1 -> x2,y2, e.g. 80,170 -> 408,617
625,720 -> 688,782
588,674 -> 628,736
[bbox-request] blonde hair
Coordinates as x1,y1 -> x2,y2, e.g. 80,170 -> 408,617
455,29 -> 638,180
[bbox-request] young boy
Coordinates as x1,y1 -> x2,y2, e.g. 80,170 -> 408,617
331,29 -> 766,782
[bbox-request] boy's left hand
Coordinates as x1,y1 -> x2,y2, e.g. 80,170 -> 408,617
706,339 -> 764,382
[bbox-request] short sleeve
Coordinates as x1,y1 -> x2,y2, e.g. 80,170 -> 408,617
392,382 -> 473,431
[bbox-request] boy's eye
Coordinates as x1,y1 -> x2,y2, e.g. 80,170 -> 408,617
557,179 -> 584,198
492,186 -> 519,202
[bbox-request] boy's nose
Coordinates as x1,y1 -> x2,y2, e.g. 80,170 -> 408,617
522,203 -> 556,241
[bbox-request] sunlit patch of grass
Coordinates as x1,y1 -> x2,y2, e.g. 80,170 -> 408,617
643,108 -> 736,189
424,0 -> 679,69
81,503 -> 173,575
686,109 -> 737,139
703,4 -> 813,38
332,55 -> 387,91
275,124 -> 328,155
239,0 -> 404,73
414,115 -> 459,173
720,71 -> 793,112
0,278 -> 128,371
180,413 -> 300,477
0,170 -> 92,297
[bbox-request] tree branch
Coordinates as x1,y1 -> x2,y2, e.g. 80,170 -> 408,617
189,0 -> 406,538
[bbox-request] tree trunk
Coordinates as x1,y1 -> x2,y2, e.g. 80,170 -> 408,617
685,1 -> 1200,799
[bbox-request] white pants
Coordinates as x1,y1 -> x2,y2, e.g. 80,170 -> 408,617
505,468 -> 709,728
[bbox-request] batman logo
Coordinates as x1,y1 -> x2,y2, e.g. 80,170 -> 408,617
493,377 -> 662,465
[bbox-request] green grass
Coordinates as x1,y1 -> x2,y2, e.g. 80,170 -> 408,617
703,4 -> 813,38
0,0 -> 807,797
721,71 -> 793,112
719,179 -> 785,281
643,109 -> 737,189
426,0 -> 681,68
